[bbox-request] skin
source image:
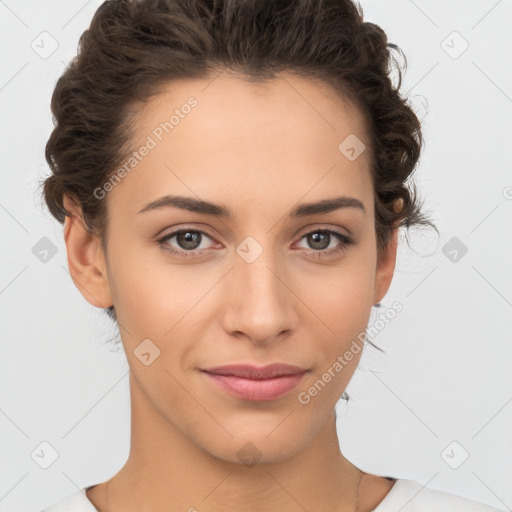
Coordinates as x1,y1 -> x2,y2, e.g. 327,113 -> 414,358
63,70 -> 401,512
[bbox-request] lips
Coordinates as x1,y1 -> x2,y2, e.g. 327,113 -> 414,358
200,363 -> 308,401
201,363 -> 308,379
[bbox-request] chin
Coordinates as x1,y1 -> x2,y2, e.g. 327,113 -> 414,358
195,424 -> 314,467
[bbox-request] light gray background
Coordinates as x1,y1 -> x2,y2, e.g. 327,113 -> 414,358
0,1 -> 511,511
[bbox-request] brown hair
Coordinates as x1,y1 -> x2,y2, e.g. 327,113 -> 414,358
40,0 -> 438,324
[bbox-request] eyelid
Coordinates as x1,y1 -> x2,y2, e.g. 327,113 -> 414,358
155,224 -> 218,243
158,226 -> 219,246
295,223 -> 352,239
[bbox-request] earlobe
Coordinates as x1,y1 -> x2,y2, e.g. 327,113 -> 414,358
62,196 -> 113,309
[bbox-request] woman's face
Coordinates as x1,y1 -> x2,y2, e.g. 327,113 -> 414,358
76,70 -> 397,464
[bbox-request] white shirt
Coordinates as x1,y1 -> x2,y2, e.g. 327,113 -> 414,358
41,478 -> 509,511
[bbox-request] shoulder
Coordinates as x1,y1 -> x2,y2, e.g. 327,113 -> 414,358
40,487 -> 98,512
373,478 -> 509,512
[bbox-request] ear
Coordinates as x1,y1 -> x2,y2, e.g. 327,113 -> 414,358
62,195 -> 113,309
372,198 -> 403,306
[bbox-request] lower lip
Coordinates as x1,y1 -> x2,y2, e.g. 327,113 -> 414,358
202,371 -> 307,401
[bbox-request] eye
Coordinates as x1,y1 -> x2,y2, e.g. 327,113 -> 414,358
156,226 -> 354,260
157,228 -> 218,259
295,228 -> 354,259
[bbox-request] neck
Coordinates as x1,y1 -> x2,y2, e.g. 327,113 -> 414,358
92,374 -> 365,512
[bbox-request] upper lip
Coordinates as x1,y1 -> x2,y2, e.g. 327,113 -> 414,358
201,363 -> 308,380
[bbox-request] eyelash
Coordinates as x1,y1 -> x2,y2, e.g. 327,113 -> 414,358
156,227 -> 354,260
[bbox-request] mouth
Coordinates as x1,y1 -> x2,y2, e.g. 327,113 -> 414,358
200,363 -> 308,401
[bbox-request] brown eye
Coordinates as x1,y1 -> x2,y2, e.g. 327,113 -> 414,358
157,228 -> 217,258
175,231 -> 203,250
295,229 -> 354,259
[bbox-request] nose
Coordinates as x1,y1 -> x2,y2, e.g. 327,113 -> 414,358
221,242 -> 298,345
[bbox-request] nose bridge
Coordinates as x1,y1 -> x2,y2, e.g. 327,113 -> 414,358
225,234 -> 294,342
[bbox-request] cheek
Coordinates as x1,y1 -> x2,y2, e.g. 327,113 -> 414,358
301,259 -> 375,334
329,284 -> 373,342
106,245 -> 224,386
298,258 -> 375,383
106,238 -> 201,335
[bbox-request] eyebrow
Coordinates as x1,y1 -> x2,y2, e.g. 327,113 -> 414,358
137,194 -> 366,218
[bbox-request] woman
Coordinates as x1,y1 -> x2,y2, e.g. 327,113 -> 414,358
39,0 -> 506,510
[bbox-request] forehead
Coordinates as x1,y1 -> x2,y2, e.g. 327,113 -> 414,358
109,70 -> 374,217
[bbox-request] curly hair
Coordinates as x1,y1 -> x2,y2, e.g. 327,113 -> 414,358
40,0 -> 437,324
